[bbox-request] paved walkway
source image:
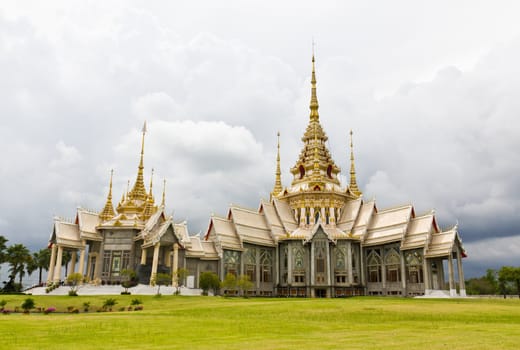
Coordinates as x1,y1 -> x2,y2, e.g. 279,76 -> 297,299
26,284 -> 203,296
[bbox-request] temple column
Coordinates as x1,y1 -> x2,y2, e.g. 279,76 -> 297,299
47,244 -> 57,284
140,247 -> 147,265
329,207 -> 335,224
321,208 -> 326,223
78,246 -> 86,281
53,245 -> 63,283
310,208 -> 315,224
287,243 -> 292,285
310,242 -> 314,289
423,256 -> 431,294
70,251 -> 77,275
172,243 -> 179,287
457,246 -> 466,297
326,242 -> 331,287
347,242 -> 353,285
448,252 -> 456,297
300,207 -> 306,226
400,253 -> 406,291
150,243 -> 160,286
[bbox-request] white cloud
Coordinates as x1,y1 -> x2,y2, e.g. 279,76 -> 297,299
1,2 -> 520,278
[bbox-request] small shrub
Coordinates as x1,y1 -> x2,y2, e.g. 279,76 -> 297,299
2,309 -> 11,315
83,302 -> 90,312
130,298 -> 142,306
21,298 -> 35,313
118,307 -> 126,312
133,305 -> 143,311
44,307 -> 56,314
127,306 -> 133,311
68,290 -> 78,296
102,298 -> 117,311
0,300 -> 6,310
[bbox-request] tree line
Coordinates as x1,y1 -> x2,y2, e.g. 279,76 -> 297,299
466,267 -> 520,298
0,235 -> 61,293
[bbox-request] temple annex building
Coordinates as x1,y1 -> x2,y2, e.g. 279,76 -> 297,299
48,56 -> 467,298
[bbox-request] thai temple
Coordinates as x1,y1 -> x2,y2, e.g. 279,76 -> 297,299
48,55 -> 466,297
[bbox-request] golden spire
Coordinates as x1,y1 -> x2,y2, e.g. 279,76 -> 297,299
142,168 -> 156,220
309,54 -> 319,122
129,122 -> 148,201
161,179 -> 166,207
271,132 -> 283,200
349,130 -> 362,197
100,169 -> 116,221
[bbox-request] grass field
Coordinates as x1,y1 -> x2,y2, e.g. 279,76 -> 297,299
0,295 -> 519,349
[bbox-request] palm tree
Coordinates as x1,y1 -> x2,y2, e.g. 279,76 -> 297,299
0,235 -> 7,265
31,249 -> 51,285
6,244 -> 31,285
62,250 -> 72,276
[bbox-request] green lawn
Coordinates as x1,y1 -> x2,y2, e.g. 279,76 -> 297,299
0,295 -> 519,349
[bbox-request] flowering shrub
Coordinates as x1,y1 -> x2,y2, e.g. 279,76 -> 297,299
44,307 -> 56,315
133,305 -> 143,311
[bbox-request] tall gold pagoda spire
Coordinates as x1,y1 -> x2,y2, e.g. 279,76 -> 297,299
349,130 -> 362,197
129,121 -> 148,201
271,132 -> 283,200
100,169 -> 116,221
309,54 -> 319,122
290,54 -> 341,187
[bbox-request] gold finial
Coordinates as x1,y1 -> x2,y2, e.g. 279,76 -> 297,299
309,53 -> 319,122
129,122 -> 148,201
271,132 -> 283,200
161,179 -> 166,207
100,169 -> 116,221
148,168 -> 155,199
349,130 -> 362,197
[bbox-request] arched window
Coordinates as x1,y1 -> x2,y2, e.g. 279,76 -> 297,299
367,250 -> 382,283
405,250 -> 424,284
244,248 -> 256,282
260,249 -> 272,283
385,249 -> 401,282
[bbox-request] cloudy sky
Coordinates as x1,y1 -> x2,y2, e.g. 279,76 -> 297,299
1,0 -> 520,278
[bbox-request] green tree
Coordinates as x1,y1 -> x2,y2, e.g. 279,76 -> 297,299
154,273 -> 171,295
31,249 -> 51,285
237,274 -> 254,297
221,273 -> 237,296
121,269 -> 138,294
199,271 -> 220,295
174,268 -> 189,294
498,266 -> 520,298
0,235 -> 7,265
62,250 -> 72,277
6,244 -> 31,286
